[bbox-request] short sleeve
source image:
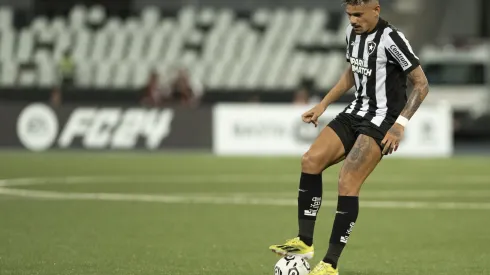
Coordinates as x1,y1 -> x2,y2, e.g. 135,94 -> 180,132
384,30 -> 420,73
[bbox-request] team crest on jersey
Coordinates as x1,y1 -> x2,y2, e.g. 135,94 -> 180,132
367,41 -> 377,55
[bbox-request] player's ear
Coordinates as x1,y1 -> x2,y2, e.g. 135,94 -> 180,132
373,4 -> 380,17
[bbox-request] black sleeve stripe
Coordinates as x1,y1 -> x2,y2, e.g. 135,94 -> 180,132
387,31 -> 420,73
388,31 -> 419,63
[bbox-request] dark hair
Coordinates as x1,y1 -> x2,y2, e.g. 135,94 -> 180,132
342,0 -> 378,5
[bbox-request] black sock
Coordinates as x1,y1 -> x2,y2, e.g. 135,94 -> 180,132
297,172 -> 322,246
323,196 -> 359,269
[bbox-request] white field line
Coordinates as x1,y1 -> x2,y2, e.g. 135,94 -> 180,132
152,190 -> 490,199
0,174 -> 489,187
1,187 -> 490,210
0,176 -> 489,210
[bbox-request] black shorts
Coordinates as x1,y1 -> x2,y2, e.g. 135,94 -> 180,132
328,112 -> 393,155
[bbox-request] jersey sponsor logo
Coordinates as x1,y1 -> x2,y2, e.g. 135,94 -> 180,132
304,209 -> 318,217
304,197 -> 322,216
58,107 -> 174,149
340,236 -> 349,244
346,222 -> 355,234
367,41 -> 377,55
350,57 -> 372,77
340,222 -> 356,244
388,44 -> 411,69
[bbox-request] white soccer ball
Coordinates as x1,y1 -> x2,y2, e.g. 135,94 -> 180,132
274,255 -> 311,275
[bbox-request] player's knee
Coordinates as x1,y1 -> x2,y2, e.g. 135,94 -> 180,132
338,174 -> 361,196
301,152 -> 324,174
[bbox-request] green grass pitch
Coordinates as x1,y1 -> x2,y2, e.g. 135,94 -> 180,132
0,152 -> 489,275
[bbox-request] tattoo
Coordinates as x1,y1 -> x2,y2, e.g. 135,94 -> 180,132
344,135 -> 372,172
400,66 -> 429,119
339,135 -> 381,194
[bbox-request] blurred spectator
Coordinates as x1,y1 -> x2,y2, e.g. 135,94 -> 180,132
140,69 -> 170,107
141,67 -> 204,108
293,87 -> 310,105
50,49 -> 75,106
248,93 -> 261,103
50,88 -> 62,107
168,68 -> 204,107
293,85 -> 320,105
56,49 -> 76,91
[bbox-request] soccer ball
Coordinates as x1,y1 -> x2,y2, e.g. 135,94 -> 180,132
274,255 -> 311,275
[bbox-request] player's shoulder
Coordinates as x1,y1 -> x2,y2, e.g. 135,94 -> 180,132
380,20 -> 410,41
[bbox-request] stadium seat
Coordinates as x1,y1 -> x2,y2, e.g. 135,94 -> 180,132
113,61 -> 131,88
132,62 -> 150,88
69,5 -> 87,31
17,29 -> 34,64
32,17 -> 49,34
141,6 -> 160,30
104,17 -> 123,32
87,5 -> 106,27
94,61 -> 112,88
107,32 -> 126,62
0,7 -> 13,31
91,31 -> 109,62
145,31 -> 165,63
0,61 -> 17,86
34,51 -> 55,88
127,32 -> 146,62
75,61 -> 94,87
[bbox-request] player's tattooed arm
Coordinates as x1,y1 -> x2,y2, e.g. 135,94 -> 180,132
400,66 -> 429,119
382,66 -> 428,155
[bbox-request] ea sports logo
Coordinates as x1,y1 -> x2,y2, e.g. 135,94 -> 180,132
16,103 -> 59,151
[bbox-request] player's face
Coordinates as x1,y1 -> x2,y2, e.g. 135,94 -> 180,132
346,3 -> 380,34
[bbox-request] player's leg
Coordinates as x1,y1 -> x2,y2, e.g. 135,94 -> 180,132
320,134 -> 382,270
270,123 -> 351,259
297,126 -> 346,245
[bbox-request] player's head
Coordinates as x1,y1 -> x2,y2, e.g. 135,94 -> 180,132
343,0 -> 380,34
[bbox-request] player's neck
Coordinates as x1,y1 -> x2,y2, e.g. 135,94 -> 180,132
366,17 -> 380,34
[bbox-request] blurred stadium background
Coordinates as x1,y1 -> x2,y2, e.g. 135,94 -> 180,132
0,0 -> 490,274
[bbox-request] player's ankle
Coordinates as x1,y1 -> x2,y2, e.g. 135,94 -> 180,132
323,257 -> 338,269
297,234 -> 313,246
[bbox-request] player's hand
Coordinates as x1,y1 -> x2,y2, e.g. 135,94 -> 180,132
381,123 -> 404,155
301,103 -> 327,127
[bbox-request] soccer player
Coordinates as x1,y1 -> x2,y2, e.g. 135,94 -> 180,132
269,0 -> 430,274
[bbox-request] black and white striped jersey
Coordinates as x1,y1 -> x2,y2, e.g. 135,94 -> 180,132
343,18 -> 420,127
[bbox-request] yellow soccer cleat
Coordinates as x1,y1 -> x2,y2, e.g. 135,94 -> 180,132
309,261 -> 339,275
268,237 -> 314,259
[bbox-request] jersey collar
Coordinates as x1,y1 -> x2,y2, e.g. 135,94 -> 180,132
365,18 -> 387,35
